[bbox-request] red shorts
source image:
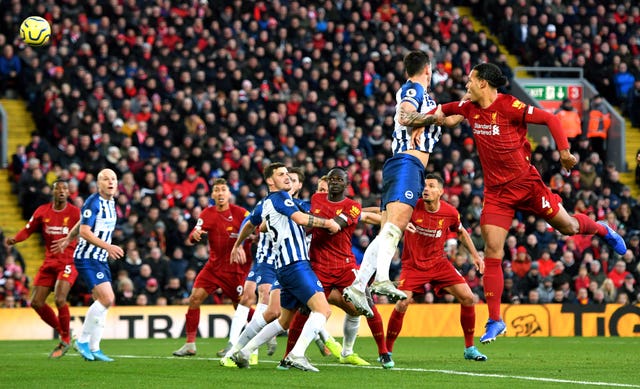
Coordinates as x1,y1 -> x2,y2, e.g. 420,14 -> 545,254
397,260 -> 465,296
33,261 -> 78,288
481,165 -> 562,230
312,263 -> 357,297
194,261 -> 245,303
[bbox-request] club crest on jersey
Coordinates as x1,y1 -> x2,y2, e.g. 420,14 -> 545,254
96,272 -> 105,279
404,191 -> 414,199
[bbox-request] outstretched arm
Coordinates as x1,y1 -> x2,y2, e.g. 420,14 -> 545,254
290,211 -> 341,234
526,107 -> 576,171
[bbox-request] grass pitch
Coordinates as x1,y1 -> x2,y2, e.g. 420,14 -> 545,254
1,336 -> 638,388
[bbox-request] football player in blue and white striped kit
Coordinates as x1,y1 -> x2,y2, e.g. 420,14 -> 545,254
231,163 -> 340,372
73,169 -> 124,362
345,50 -> 462,314
220,168 -> 307,366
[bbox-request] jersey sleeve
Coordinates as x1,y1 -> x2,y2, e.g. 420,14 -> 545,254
80,197 -> 99,227
401,82 -> 425,110
272,191 -> 299,217
340,201 -> 361,227
14,206 -> 44,241
440,100 -> 468,116
249,201 -> 264,225
294,198 -> 311,213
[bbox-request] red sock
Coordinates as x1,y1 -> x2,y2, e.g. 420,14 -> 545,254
460,305 -> 475,348
35,305 -> 60,333
385,309 -> 405,353
574,213 -> 606,235
57,304 -> 71,344
483,258 -> 503,321
185,308 -> 200,343
247,307 -> 255,322
367,305 -> 388,354
285,311 -> 308,358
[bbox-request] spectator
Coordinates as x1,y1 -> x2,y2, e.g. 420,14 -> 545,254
608,260 -> 631,288
585,96 -> 611,161
554,99 -> 582,147
537,276 -> 555,303
0,44 -> 22,96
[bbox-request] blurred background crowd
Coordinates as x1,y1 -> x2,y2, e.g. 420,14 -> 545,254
0,0 -> 639,309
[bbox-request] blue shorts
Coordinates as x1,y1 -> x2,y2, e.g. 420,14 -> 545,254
381,153 -> 426,210
74,258 -> 112,290
276,261 -> 323,311
255,261 -> 277,286
245,264 -> 258,283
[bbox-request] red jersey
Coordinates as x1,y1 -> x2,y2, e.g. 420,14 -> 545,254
308,193 -> 361,272
441,94 -> 569,188
15,203 -> 80,264
193,204 -> 251,275
402,199 -> 461,271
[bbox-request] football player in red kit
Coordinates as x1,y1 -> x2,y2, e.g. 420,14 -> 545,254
438,63 -> 626,343
6,180 -> 80,358
385,174 -> 487,361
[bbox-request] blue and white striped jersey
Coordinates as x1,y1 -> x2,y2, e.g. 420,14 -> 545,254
249,199 -> 276,266
261,191 -> 309,269
73,193 -> 117,263
392,80 -> 441,154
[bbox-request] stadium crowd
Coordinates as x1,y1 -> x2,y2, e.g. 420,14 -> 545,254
1,0 -> 640,309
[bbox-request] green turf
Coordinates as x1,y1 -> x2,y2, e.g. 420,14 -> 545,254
0,337 -> 638,388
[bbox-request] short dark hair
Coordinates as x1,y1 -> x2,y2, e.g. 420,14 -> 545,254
473,63 -> 508,88
425,173 -> 444,187
212,178 -> 227,187
287,166 -> 305,183
264,162 -> 286,180
404,51 -> 431,78
52,179 -> 69,189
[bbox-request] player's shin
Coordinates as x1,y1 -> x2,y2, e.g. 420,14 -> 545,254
290,312 -> 327,357
374,223 -> 402,282
483,258 -> 504,321
342,314 -> 361,356
354,236 -> 380,291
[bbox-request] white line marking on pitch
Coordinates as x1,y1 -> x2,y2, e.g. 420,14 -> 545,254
107,354 -> 640,388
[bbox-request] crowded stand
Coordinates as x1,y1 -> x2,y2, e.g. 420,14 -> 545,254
1,0 -> 639,310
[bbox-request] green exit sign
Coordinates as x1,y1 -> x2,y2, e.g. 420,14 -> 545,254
525,85 -> 569,101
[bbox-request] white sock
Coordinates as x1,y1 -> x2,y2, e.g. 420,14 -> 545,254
353,236 -> 380,292
242,320 -> 284,355
290,312 -> 327,357
342,314 -> 360,357
79,301 -> 108,351
226,310 -> 267,357
255,303 -> 268,317
374,223 -> 402,282
229,304 -> 250,344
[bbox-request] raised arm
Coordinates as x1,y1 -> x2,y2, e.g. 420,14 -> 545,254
290,211 -> 341,234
